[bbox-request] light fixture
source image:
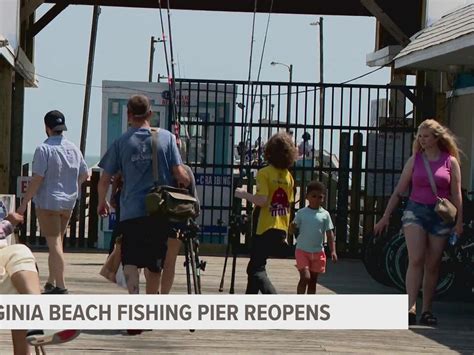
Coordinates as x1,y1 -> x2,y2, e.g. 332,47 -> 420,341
0,36 -> 9,48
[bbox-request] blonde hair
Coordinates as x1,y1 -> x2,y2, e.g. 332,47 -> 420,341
413,119 -> 461,163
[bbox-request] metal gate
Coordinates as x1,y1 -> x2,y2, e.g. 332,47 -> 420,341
174,79 -> 417,257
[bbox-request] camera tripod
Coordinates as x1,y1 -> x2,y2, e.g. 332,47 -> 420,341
219,213 -> 249,294
176,219 -> 206,295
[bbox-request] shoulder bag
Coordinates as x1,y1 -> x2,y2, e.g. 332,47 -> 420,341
144,129 -> 198,220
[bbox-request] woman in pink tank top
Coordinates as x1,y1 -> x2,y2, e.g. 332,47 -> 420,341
374,119 -> 463,327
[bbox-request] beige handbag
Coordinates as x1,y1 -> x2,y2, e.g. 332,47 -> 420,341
421,154 -> 457,224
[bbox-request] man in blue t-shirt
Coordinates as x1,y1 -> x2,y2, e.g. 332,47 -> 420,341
98,94 -> 189,295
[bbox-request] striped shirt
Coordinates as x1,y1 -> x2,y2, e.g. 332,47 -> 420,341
32,135 -> 88,211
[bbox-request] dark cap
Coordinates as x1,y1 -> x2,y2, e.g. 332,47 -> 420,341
44,110 -> 67,132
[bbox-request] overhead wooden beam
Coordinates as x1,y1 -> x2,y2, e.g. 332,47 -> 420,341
360,0 -> 410,46
29,4 -> 68,37
46,0 -> 369,15
21,0 -> 45,23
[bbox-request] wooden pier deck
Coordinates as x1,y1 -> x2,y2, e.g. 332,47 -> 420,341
1,251 -> 474,354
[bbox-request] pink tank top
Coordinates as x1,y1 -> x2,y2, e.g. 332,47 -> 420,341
410,151 -> 451,205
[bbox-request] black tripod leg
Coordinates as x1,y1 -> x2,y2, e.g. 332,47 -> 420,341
219,233 -> 232,292
229,230 -> 238,294
184,238 -> 192,295
194,240 -> 202,294
188,241 -> 199,294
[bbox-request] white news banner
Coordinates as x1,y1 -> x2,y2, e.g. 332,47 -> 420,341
0,294 -> 408,330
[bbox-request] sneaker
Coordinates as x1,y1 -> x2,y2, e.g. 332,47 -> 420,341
43,282 -> 55,293
43,286 -> 69,294
26,329 -> 80,346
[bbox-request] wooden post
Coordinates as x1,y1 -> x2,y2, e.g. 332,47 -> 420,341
87,170 -> 100,248
336,133 -> 350,254
78,183 -> 87,248
349,133 -> 363,256
415,71 -> 440,125
0,59 -> 12,193
31,201 -> 39,246
389,70 -> 406,119
10,75 -> 25,195
20,164 -> 29,244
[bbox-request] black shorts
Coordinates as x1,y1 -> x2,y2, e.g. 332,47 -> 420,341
120,216 -> 170,272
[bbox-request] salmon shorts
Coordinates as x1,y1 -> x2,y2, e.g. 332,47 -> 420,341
295,249 -> 326,273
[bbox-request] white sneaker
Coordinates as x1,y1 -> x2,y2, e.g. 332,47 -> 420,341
26,329 -> 80,346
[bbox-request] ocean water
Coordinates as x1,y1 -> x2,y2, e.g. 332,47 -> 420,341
22,152 -> 101,169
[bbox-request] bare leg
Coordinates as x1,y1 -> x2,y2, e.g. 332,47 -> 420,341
11,330 -> 29,355
297,268 -> 310,294
123,265 -> 140,294
307,272 -> 319,294
11,269 -> 41,355
422,235 -> 446,313
45,236 -> 66,289
144,268 -> 161,294
161,237 -> 182,294
11,270 -> 41,294
404,224 -> 428,313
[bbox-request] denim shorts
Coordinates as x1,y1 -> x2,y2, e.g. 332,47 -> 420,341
401,200 -> 453,237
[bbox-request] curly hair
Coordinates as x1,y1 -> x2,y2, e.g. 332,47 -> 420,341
264,131 -> 298,169
413,119 -> 461,163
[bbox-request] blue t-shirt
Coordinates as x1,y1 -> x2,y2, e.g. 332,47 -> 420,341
99,127 -> 182,221
294,206 -> 334,253
32,136 -> 88,211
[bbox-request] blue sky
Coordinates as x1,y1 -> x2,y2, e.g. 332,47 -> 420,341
24,5 -> 391,158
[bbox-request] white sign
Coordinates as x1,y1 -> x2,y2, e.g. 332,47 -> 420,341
16,176 -> 31,198
0,194 -> 16,246
0,295 -> 407,330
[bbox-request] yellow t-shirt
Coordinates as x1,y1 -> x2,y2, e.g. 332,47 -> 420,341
255,165 -> 294,235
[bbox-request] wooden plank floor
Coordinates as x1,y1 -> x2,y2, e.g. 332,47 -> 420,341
1,251 -> 474,354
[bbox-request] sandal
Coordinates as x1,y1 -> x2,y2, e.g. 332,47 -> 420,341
419,311 -> 438,326
408,312 -> 417,326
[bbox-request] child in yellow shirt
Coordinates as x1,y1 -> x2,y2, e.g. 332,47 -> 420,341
235,131 -> 297,293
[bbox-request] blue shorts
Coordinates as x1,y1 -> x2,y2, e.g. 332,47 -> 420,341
401,200 -> 453,237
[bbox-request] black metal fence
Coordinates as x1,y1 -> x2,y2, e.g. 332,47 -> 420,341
173,79 -> 418,257
18,79 -> 418,258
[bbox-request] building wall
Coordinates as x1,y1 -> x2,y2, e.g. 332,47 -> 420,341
448,89 -> 474,191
